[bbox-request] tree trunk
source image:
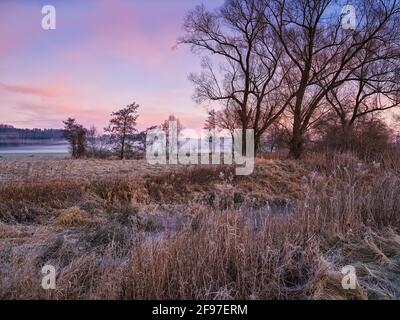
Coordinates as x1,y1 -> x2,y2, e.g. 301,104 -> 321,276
289,123 -> 303,159
72,139 -> 77,159
121,122 -> 127,160
289,136 -> 303,159
241,127 -> 247,156
120,136 -> 125,160
288,63 -> 310,160
231,134 -> 235,159
342,122 -> 354,151
254,134 -> 261,156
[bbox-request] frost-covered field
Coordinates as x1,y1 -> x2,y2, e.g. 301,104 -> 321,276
0,155 -> 399,300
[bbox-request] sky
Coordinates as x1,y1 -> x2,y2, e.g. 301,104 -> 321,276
0,0 -> 224,131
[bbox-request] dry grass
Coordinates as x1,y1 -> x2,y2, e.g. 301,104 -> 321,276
0,157 -> 172,183
0,153 -> 399,300
56,207 -> 102,228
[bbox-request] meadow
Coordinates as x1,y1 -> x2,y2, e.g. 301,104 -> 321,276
0,152 -> 399,300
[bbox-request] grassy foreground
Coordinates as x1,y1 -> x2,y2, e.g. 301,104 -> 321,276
0,153 -> 399,299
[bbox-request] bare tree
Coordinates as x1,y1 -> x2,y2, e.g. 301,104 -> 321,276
203,109 -> 217,132
221,105 -> 242,131
135,125 -> 158,156
203,109 -> 221,154
161,114 -> 184,135
86,125 -> 99,156
265,0 -> 400,158
265,121 -> 291,152
161,114 -> 184,161
105,102 -> 140,160
180,0 -> 291,154
326,48 -> 400,145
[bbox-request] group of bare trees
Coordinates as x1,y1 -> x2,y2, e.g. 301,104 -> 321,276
63,99 -> 191,160
63,103 -> 140,159
180,0 -> 400,158
63,0 -> 400,160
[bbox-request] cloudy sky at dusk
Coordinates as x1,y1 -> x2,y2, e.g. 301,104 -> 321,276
0,0 -> 224,131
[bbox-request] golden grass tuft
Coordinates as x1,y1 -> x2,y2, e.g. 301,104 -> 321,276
57,207 -> 92,227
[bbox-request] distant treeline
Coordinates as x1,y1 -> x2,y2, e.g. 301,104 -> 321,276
0,124 -> 65,146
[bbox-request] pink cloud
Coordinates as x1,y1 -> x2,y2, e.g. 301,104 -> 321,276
2,100 -> 110,129
0,0 -> 211,131
0,83 -> 63,98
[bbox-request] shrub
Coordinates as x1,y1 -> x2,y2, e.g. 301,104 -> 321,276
316,118 -> 393,159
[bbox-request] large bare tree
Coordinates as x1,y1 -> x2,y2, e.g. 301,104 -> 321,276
180,0 -> 292,154
326,39 -> 400,141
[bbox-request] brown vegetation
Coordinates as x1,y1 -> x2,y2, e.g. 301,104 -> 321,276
0,152 -> 399,300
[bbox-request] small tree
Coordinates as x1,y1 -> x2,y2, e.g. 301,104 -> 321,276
134,125 -> 158,157
105,102 -> 140,160
63,118 -> 87,158
203,110 -> 217,132
204,110 -> 217,152
161,114 -> 184,161
265,122 -> 290,153
86,125 -> 99,157
317,117 -> 393,158
63,118 -> 77,157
